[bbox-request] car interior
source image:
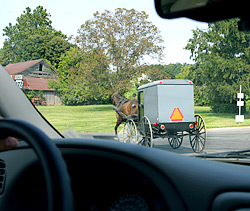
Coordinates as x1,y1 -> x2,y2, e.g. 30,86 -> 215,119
1,0 -> 250,210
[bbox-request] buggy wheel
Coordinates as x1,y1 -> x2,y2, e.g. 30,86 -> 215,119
123,119 -> 138,144
138,116 -> 153,147
189,114 -> 207,153
168,132 -> 183,149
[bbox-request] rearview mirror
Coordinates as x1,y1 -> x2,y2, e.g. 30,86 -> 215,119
154,0 -> 249,25
157,0 -> 208,14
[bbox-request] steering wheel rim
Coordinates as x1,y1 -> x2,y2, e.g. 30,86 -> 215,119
0,119 -> 74,211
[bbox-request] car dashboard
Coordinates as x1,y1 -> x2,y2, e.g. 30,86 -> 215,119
1,138 -> 250,211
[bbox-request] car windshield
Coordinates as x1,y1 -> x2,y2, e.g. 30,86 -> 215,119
1,0 -> 249,157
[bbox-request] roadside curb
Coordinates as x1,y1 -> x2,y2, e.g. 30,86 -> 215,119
207,126 -> 250,131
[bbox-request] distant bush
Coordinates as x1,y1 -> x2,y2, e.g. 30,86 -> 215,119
194,86 -> 210,106
210,102 -> 246,114
24,90 -> 45,100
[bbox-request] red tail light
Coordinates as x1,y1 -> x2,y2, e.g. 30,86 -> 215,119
194,121 -> 198,125
160,125 -> 165,130
154,122 -> 158,127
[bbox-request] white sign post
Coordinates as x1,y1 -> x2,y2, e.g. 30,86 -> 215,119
235,85 -> 244,123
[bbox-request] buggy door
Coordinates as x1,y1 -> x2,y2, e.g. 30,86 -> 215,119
138,91 -> 144,121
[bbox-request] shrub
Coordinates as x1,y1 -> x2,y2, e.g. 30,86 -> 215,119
210,102 -> 246,114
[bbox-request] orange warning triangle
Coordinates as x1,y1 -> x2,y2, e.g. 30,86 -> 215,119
170,107 -> 184,121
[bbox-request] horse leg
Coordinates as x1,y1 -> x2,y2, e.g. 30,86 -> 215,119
115,119 -> 122,135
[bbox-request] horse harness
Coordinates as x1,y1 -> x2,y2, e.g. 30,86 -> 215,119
116,98 -> 131,112
113,95 -> 137,116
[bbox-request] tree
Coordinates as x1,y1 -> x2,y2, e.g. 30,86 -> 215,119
165,63 -> 185,78
136,64 -> 172,86
0,6 -> 71,67
49,47 -> 111,105
75,8 -> 165,94
185,19 -> 250,112
175,64 -> 192,79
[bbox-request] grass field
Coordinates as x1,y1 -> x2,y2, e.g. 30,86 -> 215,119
195,106 -> 250,128
37,105 -> 250,133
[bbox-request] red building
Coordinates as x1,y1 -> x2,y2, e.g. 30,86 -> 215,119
5,59 -> 62,105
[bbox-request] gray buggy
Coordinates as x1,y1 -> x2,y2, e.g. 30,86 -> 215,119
123,79 -> 207,153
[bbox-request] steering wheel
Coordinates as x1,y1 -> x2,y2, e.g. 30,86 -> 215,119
0,119 -> 74,211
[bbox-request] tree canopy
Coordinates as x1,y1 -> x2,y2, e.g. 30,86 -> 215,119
136,64 -> 182,86
51,8 -> 165,104
50,47 -> 111,105
185,18 -> 250,112
75,8 -> 165,93
0,6 -> 72,67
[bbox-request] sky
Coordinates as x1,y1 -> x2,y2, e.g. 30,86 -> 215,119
0,0 -> 208,64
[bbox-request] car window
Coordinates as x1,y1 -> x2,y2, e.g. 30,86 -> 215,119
1,0 -> 249,157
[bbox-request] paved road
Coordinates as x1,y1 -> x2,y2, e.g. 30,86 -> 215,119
154,127 -> 250,155
64,127 -> 250,156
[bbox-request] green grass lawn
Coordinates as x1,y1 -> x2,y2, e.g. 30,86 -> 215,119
37,105 -> 117,133
195,106 -> 250,128
37,105 -> 250,133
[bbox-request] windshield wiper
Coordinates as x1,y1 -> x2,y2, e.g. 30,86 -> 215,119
224,150 -> 250,158
196,150 -> 250,159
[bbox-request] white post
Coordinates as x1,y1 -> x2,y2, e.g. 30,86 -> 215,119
235,85 -> 244,123
239,85 -> 241,116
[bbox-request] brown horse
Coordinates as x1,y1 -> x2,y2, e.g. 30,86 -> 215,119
111,93 -> 138,135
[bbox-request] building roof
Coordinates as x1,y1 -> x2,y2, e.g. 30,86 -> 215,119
4,59 -> 43,75
10,75 -> 56,91
24,77 -> 56,91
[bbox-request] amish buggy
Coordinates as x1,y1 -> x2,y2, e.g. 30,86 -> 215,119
111,93 -> 138,135
122,79 -> 207,153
